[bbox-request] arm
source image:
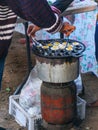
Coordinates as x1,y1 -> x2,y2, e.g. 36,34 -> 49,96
5,0 -> 62,33
5,0 -> 75,37
51,0 -> 75,37
27,0 -> 75,37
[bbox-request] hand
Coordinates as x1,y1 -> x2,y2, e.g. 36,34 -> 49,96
60,22 -> 76,37
27,24 -> 41,37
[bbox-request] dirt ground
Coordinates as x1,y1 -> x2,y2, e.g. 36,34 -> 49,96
0,32 -> 98,130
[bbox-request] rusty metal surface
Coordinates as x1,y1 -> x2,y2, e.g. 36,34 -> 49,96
36,56 -> 78,65
41,82 -> 77,125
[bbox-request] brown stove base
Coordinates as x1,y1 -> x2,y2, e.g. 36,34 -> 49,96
42,120 -> 73,130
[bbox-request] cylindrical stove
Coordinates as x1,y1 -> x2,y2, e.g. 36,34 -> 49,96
32,39 -> 85,129
41,82 -> 77,124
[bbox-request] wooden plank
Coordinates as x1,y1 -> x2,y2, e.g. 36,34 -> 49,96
61,1 -> 97,16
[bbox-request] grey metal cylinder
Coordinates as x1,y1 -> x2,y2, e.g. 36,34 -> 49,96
35,56 -> 80,83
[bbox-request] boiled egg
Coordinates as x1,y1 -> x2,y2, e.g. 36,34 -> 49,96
53,42 -> 60,46
72,42 -> 79,45
66,45 -> 73,51
51,45 -> 59,50
42,46 -> 49,49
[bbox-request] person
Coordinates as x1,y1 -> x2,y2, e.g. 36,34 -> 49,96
27,0 -> 75,37
0,0 -> 75,92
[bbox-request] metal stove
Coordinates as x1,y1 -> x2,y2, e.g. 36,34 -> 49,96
32,39 -> 85,130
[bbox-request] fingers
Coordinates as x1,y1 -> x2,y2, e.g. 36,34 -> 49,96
27,24 -> 41,37
27,25 -> 34,36
64,26 -> 76,37
27,24 -> 36,37
60,22 -> 76,37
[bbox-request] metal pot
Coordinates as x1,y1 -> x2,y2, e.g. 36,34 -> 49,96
35,56 -> 79,83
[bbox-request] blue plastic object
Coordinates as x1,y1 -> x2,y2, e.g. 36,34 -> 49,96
95,14 -> 98,62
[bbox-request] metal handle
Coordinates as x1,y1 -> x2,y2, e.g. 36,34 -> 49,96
66,36 -> 70,47
32,38 -> 42,47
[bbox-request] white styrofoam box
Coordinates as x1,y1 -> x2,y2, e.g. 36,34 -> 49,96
77,96 -> 86,120
9,94 -> 86,130
9,95 -> 42,130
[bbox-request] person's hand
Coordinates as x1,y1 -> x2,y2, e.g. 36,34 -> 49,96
27,24 -> 41,37
60,22 -> 76,37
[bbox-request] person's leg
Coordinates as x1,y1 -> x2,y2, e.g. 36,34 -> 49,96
0,41 -> 12,90
0,56 -> 6,90
0,3 -> 17,90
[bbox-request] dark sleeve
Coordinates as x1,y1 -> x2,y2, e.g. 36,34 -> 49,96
5,0 -> 56,28
52,0 -> 74,13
